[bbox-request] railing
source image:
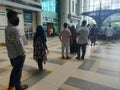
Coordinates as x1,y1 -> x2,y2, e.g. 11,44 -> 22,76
97,33 -> 120,40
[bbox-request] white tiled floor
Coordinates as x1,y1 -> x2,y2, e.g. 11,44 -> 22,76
0,37 -> 120,90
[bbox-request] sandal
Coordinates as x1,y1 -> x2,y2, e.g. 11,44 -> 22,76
21,84 -> 28,90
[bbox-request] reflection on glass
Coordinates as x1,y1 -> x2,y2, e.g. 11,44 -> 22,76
86,0 -> 120,11
42,0 -> 56,12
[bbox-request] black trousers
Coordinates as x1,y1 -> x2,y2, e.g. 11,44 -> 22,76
9,55 -> 25,90
70,40 -> 77,53
76,44 -> 87,58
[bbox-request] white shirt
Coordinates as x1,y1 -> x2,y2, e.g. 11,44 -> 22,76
106,27 -> 114,37
77,27 -> 89,44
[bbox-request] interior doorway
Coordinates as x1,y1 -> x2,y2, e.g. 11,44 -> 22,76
24,22 -> 33,40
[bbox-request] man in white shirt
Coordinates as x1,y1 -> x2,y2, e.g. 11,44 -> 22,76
76,20 -> 89,60
106,24 -> 114,42
59,23 -> 71,59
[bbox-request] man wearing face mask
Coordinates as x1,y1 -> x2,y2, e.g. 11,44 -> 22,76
5,10 -> 28,90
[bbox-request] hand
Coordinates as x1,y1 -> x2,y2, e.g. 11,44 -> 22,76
43,60 -> 46,64
47,49 -> 49,54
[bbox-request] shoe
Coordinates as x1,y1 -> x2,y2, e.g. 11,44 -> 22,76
66,56 -> 70,59
75,57 -> 80,60
39,68 -> 44,71
8,86 -> 14,90
81,57 -> 84,60
21,84 -> 28,90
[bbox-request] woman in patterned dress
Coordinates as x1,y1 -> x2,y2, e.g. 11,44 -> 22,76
33,25 -> 49,71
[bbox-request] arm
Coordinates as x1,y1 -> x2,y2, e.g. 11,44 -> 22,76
59,33 -> 62,41
43,42 -> 49,54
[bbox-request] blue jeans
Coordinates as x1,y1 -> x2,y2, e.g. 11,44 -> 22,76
9,55 -> 25,90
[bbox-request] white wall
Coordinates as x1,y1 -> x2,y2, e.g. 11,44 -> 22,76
60,0 -> 69,29
0,7 -> 25,43
0,6 -> 7,43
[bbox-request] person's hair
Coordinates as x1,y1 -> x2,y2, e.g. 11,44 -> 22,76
93,24 -> 96,26
87,24 -> 90,27
63,23 -> 68,28
7,10 -> 18,21
81,20 -> 87,27
71,25 -> 75,30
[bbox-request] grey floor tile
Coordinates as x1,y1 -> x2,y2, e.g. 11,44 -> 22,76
47,59 -> 65,65
78,59 -> 96,71
22,65 -> 51,88
97,68 -> 120,77
64,77 -> 119,90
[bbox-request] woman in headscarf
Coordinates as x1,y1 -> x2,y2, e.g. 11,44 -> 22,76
90,24 -> 98,46
70,25 -> 78,54
33,25 -> 49,71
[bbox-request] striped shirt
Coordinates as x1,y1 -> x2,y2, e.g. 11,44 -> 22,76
5,24 -> 25,59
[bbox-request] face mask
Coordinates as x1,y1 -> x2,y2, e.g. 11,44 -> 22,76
11,17 -> 19,26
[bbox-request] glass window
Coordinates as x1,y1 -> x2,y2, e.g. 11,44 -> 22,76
86,0 -> 120,12
72,1 -> 74,13
42,0 -> 56,13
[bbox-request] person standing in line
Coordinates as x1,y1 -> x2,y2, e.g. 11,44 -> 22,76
89,24 -> 98,46
76,20 -> 89,60
87,24 -> 91,42
70,25 -> 78,54
5,10 -> 28,90
105,24 -> 114,42
33,25 -> 49,71
59,23 -> 71,59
